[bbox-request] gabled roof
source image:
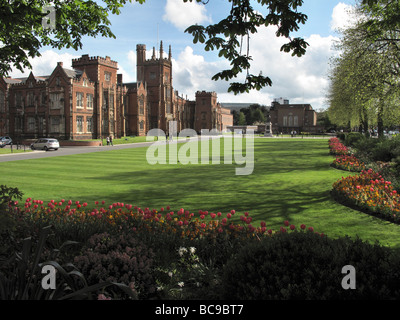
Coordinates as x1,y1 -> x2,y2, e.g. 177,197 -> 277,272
62,68 -> 83,79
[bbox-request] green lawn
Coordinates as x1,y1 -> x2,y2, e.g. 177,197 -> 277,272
2,138 -> 400,248
0,147 -> 32,154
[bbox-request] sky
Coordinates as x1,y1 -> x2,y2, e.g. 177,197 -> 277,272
10,0 -> 358,110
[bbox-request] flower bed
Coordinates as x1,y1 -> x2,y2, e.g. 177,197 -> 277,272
332,155 -> 366,172
4,198 -> 324,299
10,198 -> 319,242
332,169 -> 400,223
329,137 -> 350,155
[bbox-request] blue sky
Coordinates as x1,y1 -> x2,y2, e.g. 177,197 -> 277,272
11,0 -> 357,110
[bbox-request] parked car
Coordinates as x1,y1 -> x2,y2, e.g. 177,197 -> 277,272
0,136 -> 12,145
30,138 -> 60,151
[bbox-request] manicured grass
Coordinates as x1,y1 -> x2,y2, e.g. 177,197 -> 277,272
1,138 -> 400,248
0,147 -> 32,154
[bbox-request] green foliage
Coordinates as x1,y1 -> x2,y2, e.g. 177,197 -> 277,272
0,0 -> 145,77
344,132 -> 365,147
0,226 -> 138,300
221,231 -> 400,300
184,0 -> 308,94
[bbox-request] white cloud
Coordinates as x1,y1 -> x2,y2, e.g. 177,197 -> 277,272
163,0 -> 212,31
331,2 -> 356,32
9,50 -> 79,78
169,26 -> 338,110
172,46 -> 230,99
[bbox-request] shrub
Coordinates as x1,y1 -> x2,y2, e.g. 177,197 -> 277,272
221,231 -> 400,300
74,232 -> 156,299
345,132 -> 365,148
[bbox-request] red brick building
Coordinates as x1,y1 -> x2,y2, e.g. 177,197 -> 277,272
269,98 -> 317,134
0,42 -> 233,140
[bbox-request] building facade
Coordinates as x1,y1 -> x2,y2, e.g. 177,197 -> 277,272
0,42 -> 233,141
269,98 -> 317,134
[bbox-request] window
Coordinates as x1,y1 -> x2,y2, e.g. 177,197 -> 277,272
283,116 -> 288,127
288,115 -> 293,127
15,93 -> 22,107
76,92 -> 83,108
15,117 -> 23,131
294,116 -> 298,127
105,72 -> 111,82
56,77 -> 61,86
51,117 -> 60,133
28,117 -> 35,132
139,120 -> 144,130
76,116 -> 83,132
87,94 -> 93,109
149,72 -> 156,80
139,97 -> 144,115
50,93 -> 63,109
27,92 -> 34,107
86,117 -> 92,133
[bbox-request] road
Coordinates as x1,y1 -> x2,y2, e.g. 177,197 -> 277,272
0,136 -> 222,163
0,141 -> 158,163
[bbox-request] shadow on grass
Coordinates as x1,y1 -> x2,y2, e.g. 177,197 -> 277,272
86,155 -> 333,226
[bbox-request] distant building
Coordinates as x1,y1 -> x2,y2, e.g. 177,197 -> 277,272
0,42 -> 233,140
269,98 -> 317,133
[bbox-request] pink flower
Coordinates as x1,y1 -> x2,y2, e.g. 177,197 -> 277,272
226,213 -> 232,219
290,224 -> 295,230
230,210 -> 235,215
300,224 -> 306,230
284,220 -> 290,226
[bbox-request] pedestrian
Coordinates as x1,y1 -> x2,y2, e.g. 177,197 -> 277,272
110,136 -> 113,146
106,136 -> 110,146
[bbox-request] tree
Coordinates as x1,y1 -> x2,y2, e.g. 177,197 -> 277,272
1,0 -> 309,96
185,0 -> 309,94
238,112 -> 246,125
327,1 -> 400,137
0,0 -> 143,77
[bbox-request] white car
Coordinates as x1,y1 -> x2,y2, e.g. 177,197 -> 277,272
0,136 -> 12,145
31,138 -> 60,151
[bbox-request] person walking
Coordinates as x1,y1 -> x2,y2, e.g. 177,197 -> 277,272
110,136 -> 113,146
106,136 -> 110,146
